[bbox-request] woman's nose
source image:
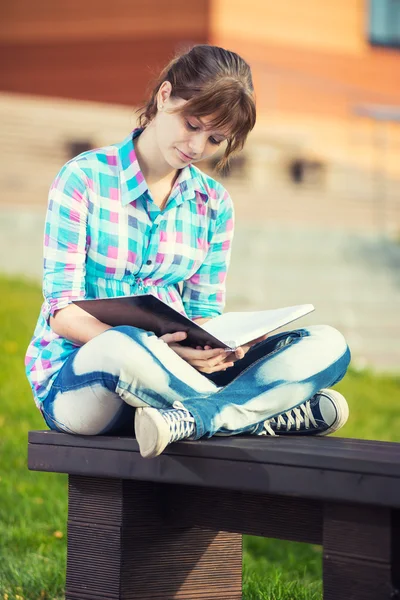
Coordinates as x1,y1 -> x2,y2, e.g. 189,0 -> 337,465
188,133 -> 207,157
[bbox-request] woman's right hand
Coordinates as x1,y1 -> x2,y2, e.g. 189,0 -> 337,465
160,332 -> 234,373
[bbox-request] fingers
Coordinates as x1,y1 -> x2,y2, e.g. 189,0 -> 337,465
187,347 -> 227,360
234,347 -> 245,360
195,349 -> 234,373
197,361 -> 234,373
218,349 -> 243,363
160,331 -> 187,344
194,346 -> 240,371
171,344 -> 224,361
190,350 -> 228,368
171,344 -> 234,373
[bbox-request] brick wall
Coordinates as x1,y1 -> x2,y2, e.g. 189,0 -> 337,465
0,0 -> 209,104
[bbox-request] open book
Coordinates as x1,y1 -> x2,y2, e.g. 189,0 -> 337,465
73,294 -> 314,350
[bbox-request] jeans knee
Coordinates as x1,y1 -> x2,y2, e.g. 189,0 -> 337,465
308,324 -> 350,364
45,386 -> 125,435
72,326 -> 151,377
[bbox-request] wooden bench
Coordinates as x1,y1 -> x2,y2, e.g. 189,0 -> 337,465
28,430 -> 400,600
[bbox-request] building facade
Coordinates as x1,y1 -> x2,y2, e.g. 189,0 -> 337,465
1,0 -> 400,233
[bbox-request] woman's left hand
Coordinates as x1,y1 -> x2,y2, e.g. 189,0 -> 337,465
236,332 -> 269,357
160,329 -> 269,369
198,333 -> 269,366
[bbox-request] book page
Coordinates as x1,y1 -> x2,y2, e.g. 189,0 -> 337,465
202,305 -> 315,348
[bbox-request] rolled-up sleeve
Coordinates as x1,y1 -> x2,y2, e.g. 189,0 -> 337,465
42,161 -> 89,322
182,191 -> 234,319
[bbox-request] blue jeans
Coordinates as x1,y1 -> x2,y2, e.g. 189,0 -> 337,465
41,324 -> 351,438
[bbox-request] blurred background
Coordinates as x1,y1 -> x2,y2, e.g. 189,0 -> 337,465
1,0 -> 400,371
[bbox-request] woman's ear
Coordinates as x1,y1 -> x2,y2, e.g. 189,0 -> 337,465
157,81 -> 172,110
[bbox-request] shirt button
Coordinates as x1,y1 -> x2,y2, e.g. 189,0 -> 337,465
146,259 -> 152,265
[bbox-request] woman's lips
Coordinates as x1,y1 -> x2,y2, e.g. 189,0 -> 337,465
176,148 -> 194,162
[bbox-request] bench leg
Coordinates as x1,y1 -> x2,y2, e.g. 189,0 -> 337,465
323,503 -> 400,600
65,475 -> 242,600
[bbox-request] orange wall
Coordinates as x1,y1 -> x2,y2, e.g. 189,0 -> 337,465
0,0 -> 209,105
0,0 -> 209,43
1,0 -> 400,117
210,0 -> 400,116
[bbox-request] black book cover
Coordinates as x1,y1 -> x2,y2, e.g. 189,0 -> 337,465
73,294 -> 228,349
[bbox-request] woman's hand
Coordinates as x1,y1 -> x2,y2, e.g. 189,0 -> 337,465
159,331 -> 269,373
217,333 -> 270,364
159,331 -> 234,373
191,318 -> 269,364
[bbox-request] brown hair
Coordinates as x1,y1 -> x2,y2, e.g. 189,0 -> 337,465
137,45 -> 256,171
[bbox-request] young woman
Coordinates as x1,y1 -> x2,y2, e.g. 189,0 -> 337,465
25,45 -> 351,458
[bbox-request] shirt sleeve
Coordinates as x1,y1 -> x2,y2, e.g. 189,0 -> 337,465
42,161 -> 89,322
181,190 -> 234,319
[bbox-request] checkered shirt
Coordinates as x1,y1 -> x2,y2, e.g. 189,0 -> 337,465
25,129 -> 234,407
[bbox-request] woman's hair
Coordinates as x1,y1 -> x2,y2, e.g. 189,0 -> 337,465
137,45 -> 256,171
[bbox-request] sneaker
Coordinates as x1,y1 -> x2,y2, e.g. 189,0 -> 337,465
260,389 -> 349,437
134,401 -> 196,458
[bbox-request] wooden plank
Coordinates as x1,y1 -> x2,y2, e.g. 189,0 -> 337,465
392,509 -> 400,592
28,443 -> 400,508
323,503 -> 396,600
28,430 -> 400,478
164,484 -> 323,545
65,475 -> 242,600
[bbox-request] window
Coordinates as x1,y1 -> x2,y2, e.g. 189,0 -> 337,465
369,0 -> 400,48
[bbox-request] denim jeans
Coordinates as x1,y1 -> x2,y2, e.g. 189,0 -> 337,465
41,324 -> 351,439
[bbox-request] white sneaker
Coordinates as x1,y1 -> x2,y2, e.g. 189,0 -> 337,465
134,401 -> 196,458
260,389 -> 349,436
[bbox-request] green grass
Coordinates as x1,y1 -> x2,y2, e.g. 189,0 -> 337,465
0,275 -> 399,599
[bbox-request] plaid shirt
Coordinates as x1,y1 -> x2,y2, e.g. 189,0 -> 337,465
25,129 -> 234,407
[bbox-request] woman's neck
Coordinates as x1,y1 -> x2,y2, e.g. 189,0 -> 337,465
134,123 -> 177,187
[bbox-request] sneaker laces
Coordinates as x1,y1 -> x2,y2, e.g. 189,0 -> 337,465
162,401 -> 196,443
262,400 -> 318,436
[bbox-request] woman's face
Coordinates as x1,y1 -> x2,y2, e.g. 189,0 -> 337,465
154,82 -> 229,169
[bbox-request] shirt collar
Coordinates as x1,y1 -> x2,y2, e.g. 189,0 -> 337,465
175,163 -> 209,204
115,129 -> 209,207
116,129 -> 147,206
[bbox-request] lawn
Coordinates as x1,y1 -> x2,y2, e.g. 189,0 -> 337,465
0,275 -> 399,600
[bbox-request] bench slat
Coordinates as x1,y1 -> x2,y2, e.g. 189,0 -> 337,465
28,441 -> 400,508
28,430 -> 400,478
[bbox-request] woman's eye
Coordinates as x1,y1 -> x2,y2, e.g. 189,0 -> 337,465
185,120 -> 198,131
210,137 -> 222,146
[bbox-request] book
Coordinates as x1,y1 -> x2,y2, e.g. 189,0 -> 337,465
73,294 -> 314,350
